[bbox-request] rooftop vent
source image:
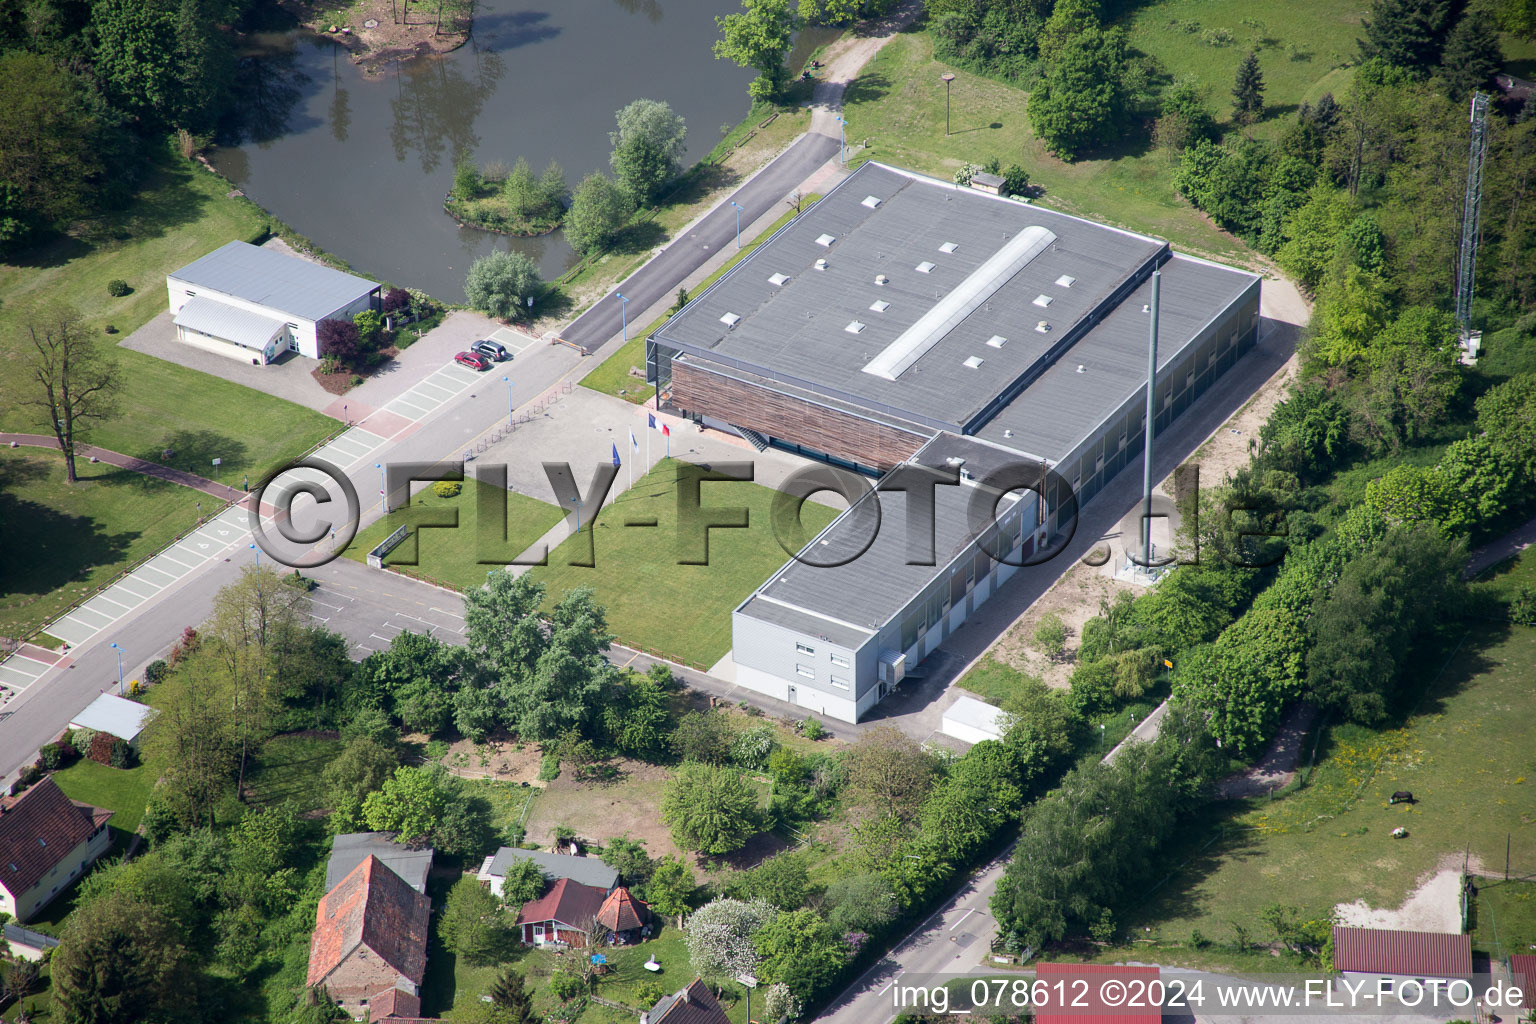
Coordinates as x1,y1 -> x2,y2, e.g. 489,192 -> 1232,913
869,300 -> 891,313
768,272 -> 790,286
1142,304 -> 1150,313
719,312 -> 741,327
1035,321 -> 1051,333
986,334 -> 1008,348
915,261 -> 936,274
1003,428 -> 1015,438
1076,364 -> 1085,373
815,233 -> 836,247
874,274 -> 888,286
846,320 -> 866,334
945,456 -> 966,468
1056,275 -> 1076,288
963,355 -> 985,369
861,195 -> 882,208
1033,294 -> 1054,308
814,258 -> 828,271
939,242 -> 959,254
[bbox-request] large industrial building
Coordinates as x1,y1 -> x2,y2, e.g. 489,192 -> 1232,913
647,162 -> 1262,723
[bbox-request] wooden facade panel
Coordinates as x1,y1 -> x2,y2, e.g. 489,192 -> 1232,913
672,361 -> 926,471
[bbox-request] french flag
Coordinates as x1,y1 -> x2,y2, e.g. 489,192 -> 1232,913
648,413 -> 670,437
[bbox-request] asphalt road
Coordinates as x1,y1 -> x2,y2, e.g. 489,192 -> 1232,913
559,130 -> 841,352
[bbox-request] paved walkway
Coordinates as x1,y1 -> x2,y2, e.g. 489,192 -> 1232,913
2,434 -> 244,502
1464,510 -> 1536,578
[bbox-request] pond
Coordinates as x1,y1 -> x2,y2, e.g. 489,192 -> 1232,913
210,0 -> 809,302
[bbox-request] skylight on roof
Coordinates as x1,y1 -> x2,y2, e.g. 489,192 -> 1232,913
1033,294 -> 1053,307
719,312 -> 741,327
1035,321 -> 1052,333
939,242 -> 959,254
861,195 -> 882,208
869,300 -> 891,313
915,261 -> 936,274
845,321 -> 866,334
815,233 -> 836,247
768,272 -> 790,286
1055,275 -> 1076,288
986,335 -> 1008,348
963,356 -> 985,369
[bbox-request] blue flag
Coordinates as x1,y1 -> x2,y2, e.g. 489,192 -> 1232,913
611,442 -> 621,468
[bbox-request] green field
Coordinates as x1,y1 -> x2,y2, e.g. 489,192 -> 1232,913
0,449 -> 207,637
1471,880 -> 1536,961
0,148 -> 337,484
244,733 -> 345,810
1127,623 -> 1536,943
580,196 -> 822,404
342,479 -> 566,592
50,756 -> 154,839
527,459 -> 841,669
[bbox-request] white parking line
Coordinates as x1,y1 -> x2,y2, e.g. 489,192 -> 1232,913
137,565 -> 179,588
51,617 -> 100,645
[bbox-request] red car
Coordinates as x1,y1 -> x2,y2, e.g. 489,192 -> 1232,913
454,350 -> 491,371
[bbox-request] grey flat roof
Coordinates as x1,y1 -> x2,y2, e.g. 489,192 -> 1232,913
174,295 -> 287,351
169,240 -> 378,322
485,847 -> 619,890
736,595 -> 873,650
67,693 -> 158,742
654,163 -> 1165,431
943,695 -> 1012,733
975,253 -> 1257,460
743,434 -> 1033,633
326,832 -> 433,894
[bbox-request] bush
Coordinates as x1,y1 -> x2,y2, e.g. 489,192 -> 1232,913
40,742 -> 72,771
109,738 -> 136,769
800,717 -> 826,740
70,728 -> 98,756
144,659 -> 168,685
548,963 -> 584,1001
318,317 -> 361,361
87,731 -> 118,766
106,279 -> 131,297
464,250 -> 543,320
382,286 -> 411,314
538,753 -> 560,781
731,724 -> 778,771
1510,584 -> 1536,626
349,374 -> 364,387
432,480 -> 463,498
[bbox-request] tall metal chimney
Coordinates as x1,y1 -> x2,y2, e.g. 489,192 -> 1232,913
1141,270 -> 1161,571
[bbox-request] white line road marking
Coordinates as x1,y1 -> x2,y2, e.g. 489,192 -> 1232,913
951,908 -> 977,931
877,972 -> 906,997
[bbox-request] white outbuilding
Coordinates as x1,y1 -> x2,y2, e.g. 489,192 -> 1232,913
166,240 -> 380,364
67,692 -> 159,749
940,695 -> 1014,745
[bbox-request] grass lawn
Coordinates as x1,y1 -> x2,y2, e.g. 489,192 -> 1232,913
1470,543 -> 1536,607
0,449 -> 207,638
526,459 -> 840,669
1125,623 -> 1536,945
341,479 -> 565,593
50,756 -> 154,838
1471,880 -> 1536,960
580,196 -> 822,405
244,733 -> 344,812
0,147 -> 337,484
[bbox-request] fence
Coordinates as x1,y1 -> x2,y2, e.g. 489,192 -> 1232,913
465,380 -> 576,455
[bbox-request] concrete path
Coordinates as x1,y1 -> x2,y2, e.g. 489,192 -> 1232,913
1464,510 -> 1536,579
2,433 -> 245,502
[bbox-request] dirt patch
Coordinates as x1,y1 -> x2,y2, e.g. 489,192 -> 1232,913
296,0 -> 469,71
423,734 -> 547,784
523,759 -> 684,862
310,345 -> 403,395
990,568 -> 1124,689
1334,853 -> 1478,933
1217,703 -> 1319,798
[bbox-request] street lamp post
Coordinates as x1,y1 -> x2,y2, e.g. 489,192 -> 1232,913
617,292 -> 630,341
571,497 -> 584,533
503,376 -> 514,427
248,542 -> 259,568
110,642 -> 125,696
377,462 -> 387,513
941,72 -> 956,136
729,200 -> 744,248
836,115 -> 848,163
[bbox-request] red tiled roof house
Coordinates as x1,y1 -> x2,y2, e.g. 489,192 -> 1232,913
0,777 -> 113,922
643,978 -> 731,1024
596,885 -> 652,942
515,876 -> 608,947
1332,926 -> 1473,985
306,855 -> 431,1021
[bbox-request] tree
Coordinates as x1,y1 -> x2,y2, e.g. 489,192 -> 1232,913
465,250 -> 542,320
610,99 -> 688,205
488,967 -> 536,1023
728,851 -> 811,910
673,709 -> 736,763
500,858 -> 547,907
1032,612 -> 1069,661
1275,184 -> 1356,291
538,161 -> 569,213
661,762 -> 761,854
363,764 -> 450,842
502,157 -> 539,217
441,875 -> 514,965
91,0 -> 234,132
51,890 -> 196,1024
143,659 -> 239,830
317,317 -> 361,361
362,630 -> 462,735
1440,8 -> 1504,100
1358,0 -> 1458,73
1476,375 -> 1536,481
322,734 -> 400,829
1309,266 -> 1390,364
1496,0 -> 1536,39
353,309 -> 383,348
602,674 -> 673,761
685,898 -> 777,979
714,0 -> 797,101
823,872 -> 898,933
1154,79 -> 1218,152
599,835 -> 655,888
754,908 -> 848,1000
1439,435 -> 1525,526
842,724 -> 937,820
1364,464 -> 1469,533
1027,17 -> 1128,159
20,303 -> 121,483
563,172 -> 632,258
643,855 -> 696,924
1232,51 -> 1265,124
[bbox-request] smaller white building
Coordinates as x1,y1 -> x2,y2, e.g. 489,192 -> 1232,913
166,240 -> 380,364
67,692 -> 158,749
941,695 -> 1014,745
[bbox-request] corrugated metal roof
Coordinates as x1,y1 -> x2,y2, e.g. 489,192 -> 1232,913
67,692 -> 158,742
169,240 -> 378,322
485,847 -> 619,890
174,295 -> 287,350
1035,962 -> 1162,1024
1332,926 -> 1473,976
